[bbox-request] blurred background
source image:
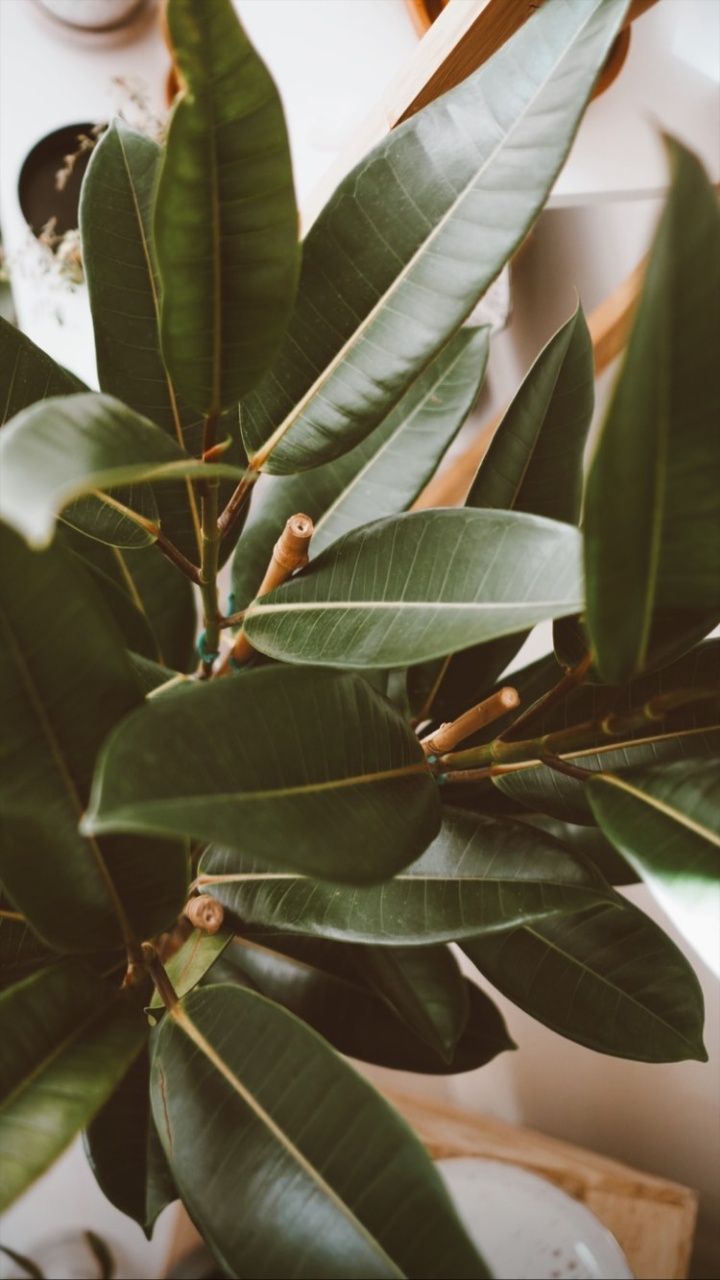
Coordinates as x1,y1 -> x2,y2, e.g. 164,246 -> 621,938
0,1 -> 718,1276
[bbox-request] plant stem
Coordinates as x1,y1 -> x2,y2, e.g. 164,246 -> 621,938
198,413 -> 222,676
141,941 -> 179,1010
539,753 -> 594,782
217,469 -> 258,540
498,652 -> 593,742
441,686 -> 719,770
152,528 -> 202,585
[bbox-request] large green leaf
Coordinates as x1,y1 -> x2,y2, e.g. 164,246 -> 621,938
80,120 -> 247,564
232,327 -> 489,610
0,962 -> 146,1210
151,985 -> 488,1277
84,1047 -> 176,1237
587,759 -> 720,975
156,0 -> 299,415
584,139 -> 720,683
84,667 -> 440,885
60,530 -> 161,662
243,509 -> 582,669
242,0 -> 627,474
213,939 -> 513,1075
469,304 -> 593,521
198,807 -> 610,944
464,896 -> 707,1062
0,526 -> 188,952
0,393 -> 245,549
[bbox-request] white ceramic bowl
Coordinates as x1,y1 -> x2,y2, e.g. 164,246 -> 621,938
439,1156 -> 634,1280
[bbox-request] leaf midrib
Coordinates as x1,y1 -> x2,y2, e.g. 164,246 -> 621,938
595,772 -> 720,847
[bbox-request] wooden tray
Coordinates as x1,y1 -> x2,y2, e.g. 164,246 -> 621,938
386,1089 -> 697,1280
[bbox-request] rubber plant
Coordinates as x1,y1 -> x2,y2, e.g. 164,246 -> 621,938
0,0 -> 717,1275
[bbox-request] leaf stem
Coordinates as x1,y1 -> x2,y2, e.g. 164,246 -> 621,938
441,685 -> 719,770
498,652 -> 593,742
216,468 -> 258,540
539,752 -> 594,782
151,526 -> 202,585
142,941 -> 179,1010
198,413 -> 222,676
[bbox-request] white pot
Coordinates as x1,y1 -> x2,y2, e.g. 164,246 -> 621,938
37,0 -> 144,31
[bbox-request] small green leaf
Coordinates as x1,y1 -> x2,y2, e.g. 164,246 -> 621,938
156,0 -> 299,414
242,0 -> 628,473
149,929 -> 232,1009
588,758 -> 720,976
84,1048 -> 176,1237
151,985 -> 489,1277
213,938 -> 512,1075
199,807 -> 610,944
464,896 -> 707,1062
243,509 -> 582,669
584,138 -> 720,682
232,327 -> 489,610
84,667 -> 440,885
0,393 -> 246,549
469,305 -> 593,522
0,962 -> 146,1210
0,526 -> 188,952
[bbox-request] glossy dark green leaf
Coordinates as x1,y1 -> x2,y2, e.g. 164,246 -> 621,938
464,896 -> 707,1062
361,944 -> 468,1062
515,816 -> 638,885
242,0 -> 627,474
0,961 -> 146,1210
469,305 -> 593,521
84,667 -> 440,885
232,328 -> 489,610
584,138 -> 720,683
149,929 -> 232,1011
199,807 -> 610,944
151,985 -> 489,1277
0,393 -> 245,549
0,526 -> 188,952
213,938 -> 513,1075
588,758 -> 720,975
84,1047 -> 176,1237
156,0 -> 299,414
80,120 -> 247,564
243,510 -> 582,669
